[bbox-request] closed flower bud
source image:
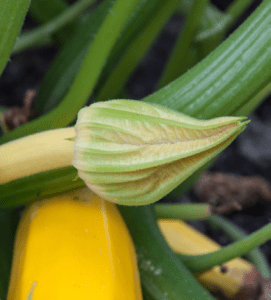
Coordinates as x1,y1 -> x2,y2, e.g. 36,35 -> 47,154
73,100 -> 248,205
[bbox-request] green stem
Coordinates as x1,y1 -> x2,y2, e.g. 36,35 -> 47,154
226,0 -> 253,27
0,0 -> 142,144
178,222 -> 271,272
208,215 -> 271,279
119,205 -> 215,300
13,0 -> 96,54
96,0 -> 180,101
145,1 -> 271,120
158,0 -> 209,88
154,204 -> 212,221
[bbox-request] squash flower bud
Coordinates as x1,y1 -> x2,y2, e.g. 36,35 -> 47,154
72,100 -> 248,205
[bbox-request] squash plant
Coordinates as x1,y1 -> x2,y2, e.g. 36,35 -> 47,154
0,0 -> 271,299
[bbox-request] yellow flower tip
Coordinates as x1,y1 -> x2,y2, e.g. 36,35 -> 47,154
72,100 -> 248,205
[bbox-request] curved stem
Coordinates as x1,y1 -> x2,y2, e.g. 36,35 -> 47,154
208,215 -> 271,279
178,222 -> 271,272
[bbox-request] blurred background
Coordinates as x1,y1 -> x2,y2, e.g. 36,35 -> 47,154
1,0 -> 270,264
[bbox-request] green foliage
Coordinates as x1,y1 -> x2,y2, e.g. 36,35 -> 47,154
0,0 -> 271,299
0,0 -> 30,76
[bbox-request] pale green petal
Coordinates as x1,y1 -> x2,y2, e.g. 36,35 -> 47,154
73,100 -> 248,205
74,121 -> 243,172
78,166 -> 158,184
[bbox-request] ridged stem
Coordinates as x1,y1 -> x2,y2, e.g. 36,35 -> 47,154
145,0 -> 271,120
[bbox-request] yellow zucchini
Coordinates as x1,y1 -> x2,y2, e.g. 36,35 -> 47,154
0,127 -> 75,184
7,188 -> 142,300
158,219 -> 255,299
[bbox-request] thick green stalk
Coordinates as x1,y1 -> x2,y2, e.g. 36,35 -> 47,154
119,205 -> 215,300
208,216 -> 271,279
178,222 -> 271,272
0,0 -> 30,76
154,204 -> 212,221
0,0 -> 142,145
158,0 -> 209,88
13,0 -> 96,54
145,0 -> 271,120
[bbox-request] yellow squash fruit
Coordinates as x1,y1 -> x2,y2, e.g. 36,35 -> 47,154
7,188 -> 142,300
158,219 -> 256,299
0,127 -> 75,184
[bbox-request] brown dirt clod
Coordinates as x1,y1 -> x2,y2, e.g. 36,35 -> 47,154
194,172 -> 271,215
4,88 -> 36,129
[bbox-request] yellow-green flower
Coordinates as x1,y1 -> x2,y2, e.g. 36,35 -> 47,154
73,100 -> 248,205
